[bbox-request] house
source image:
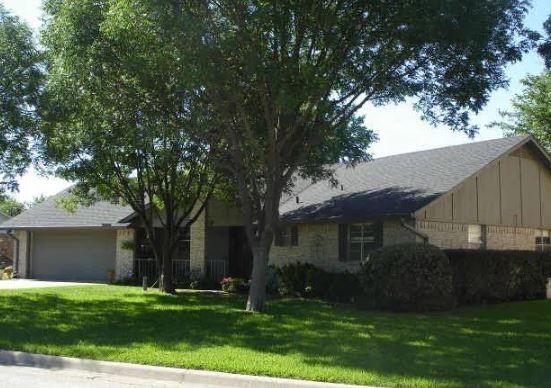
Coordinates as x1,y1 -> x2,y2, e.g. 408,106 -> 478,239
2,135 -> 550,282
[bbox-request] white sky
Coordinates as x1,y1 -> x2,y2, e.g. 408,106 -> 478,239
3,0 -> 551,202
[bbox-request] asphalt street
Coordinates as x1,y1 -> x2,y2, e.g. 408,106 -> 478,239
0,364 -> 224,388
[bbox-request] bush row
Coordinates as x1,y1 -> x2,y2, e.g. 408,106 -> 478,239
274,262 -> 362,303
445,249 -> 548,305
276,244 -> 550,312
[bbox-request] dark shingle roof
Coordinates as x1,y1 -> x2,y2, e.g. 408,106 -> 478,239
0,189 -> 132,229
280,136 -> 531,222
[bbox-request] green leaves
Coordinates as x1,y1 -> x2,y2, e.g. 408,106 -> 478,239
492,71 -> 551,152
0,4 -> 42,192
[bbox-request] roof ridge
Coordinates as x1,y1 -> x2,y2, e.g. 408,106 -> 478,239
362,135 -> 528,164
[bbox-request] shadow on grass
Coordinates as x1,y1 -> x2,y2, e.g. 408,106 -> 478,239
0,286 -> 550,386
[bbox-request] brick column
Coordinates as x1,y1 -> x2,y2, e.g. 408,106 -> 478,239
115,228 -> 135,281
190,204 -> 207,276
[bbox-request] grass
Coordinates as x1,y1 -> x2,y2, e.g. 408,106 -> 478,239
0,286 -> 549,387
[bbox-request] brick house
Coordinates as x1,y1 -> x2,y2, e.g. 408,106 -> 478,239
2,135 -> 550,282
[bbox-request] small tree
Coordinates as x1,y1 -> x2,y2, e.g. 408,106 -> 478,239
492,71 -> 551,152
40,0 -> 220,293
492,15 -> 551,152
0,4 -> 42,192
0,196 -> 24,216
188,0 -> 536,311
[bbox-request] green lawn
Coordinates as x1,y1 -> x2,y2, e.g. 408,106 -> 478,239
0,286 -> 549,387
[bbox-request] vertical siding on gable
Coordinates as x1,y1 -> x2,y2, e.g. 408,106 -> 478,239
452,178 -> 477,223
416,143 -> 551,229
500,156 -> 522,226
477,162 -> 501,225
424,194 -> 453,221
520,157 -> 542,228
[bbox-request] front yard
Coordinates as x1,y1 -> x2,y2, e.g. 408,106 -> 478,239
0,285 -> 549,387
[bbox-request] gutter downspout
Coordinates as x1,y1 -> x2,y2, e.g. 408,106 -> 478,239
400,218 -> 429,243
6,230 -> 19,276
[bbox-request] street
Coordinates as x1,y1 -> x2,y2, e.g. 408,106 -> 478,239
0,364 -> 222,388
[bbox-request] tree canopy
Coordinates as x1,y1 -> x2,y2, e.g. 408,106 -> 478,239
0,4 -> 42,192
40,0 -> 220,292
184,0 -> 537,311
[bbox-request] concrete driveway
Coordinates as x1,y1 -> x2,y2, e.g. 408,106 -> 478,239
0,279 -> 99,290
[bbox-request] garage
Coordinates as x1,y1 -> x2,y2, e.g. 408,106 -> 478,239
30,229 -> 117,281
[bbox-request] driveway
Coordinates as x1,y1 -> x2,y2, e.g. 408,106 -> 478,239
0,279 -> 99,290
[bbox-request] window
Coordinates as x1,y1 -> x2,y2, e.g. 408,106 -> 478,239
536,230 -> 551,252
176,227 -> 191,260
274,225 -> 298,247
135,227 -> 191,259
345,222 -> 381,262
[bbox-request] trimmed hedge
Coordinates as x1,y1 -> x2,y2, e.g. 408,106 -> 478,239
445,249 -> 547,305
360,243 -> 455,312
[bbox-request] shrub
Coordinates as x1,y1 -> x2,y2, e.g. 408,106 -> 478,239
2,266 -> 13,279
276,262 -> 362,303
446,249 -> 546,305
266,265 -> 280,295
360,243 -> 455,312
277,262 -> 316,297
542,251 -> 551,279
220,277 -> 248,293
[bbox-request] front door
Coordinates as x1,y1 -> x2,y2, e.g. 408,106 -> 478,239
228,226 -> 253,279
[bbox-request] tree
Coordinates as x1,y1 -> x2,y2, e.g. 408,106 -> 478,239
40,0 -> 220,293
491,14 -> 551,152
492,71 -> 551,152
186,0 -> 536,311
0,3 -> 42,193
0,196 -> 24,216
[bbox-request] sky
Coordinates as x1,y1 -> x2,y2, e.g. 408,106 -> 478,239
3,0 -> 551,202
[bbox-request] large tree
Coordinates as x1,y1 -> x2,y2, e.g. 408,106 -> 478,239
40,0 -> 220,293
185,0 -> 537,311
0,3 -> 42,193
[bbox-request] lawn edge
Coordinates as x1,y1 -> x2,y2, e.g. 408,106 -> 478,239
0,349 -> 376,388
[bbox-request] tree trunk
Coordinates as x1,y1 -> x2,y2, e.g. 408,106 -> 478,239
246,243 -> 270,312
161,234 -> 176,294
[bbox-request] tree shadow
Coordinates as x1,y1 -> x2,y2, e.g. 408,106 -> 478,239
0,287 -> 550,386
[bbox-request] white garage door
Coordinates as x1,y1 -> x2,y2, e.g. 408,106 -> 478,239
31,229 -> 116,281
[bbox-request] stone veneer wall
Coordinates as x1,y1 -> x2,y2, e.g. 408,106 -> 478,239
416,220 -> 541,251
115,228 -> 135,280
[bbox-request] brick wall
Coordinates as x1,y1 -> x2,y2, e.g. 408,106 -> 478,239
269,220 -> 418,272
417,220 -> 542,251
190,203 -> 207,274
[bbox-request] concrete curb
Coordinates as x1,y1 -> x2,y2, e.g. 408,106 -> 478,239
0,350 -> 372,388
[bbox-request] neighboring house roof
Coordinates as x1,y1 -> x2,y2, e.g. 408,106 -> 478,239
280,135 -> 540,223
0,190 -> 132,229
0,212 -> 11,223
